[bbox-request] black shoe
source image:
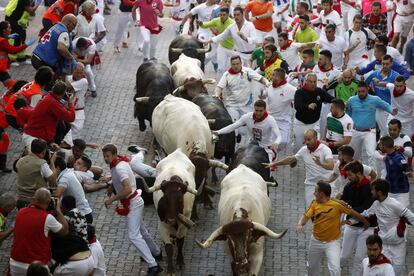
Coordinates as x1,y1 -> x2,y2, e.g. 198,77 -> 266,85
141,253 -> 163,263
147,265 -> 163,276
127,145 -> 148,154
236,134 -> 242,143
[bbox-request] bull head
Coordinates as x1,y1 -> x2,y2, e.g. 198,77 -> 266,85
196,208 -> 288,274
172,78 -> 214,101
170,43 -> 210,54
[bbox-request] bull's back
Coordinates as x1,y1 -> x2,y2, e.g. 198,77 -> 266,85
230,144 -> 271,181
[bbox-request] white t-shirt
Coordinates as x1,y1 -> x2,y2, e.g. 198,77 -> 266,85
217,112 -> 282,148
362,257 -> 395,276
387,83 -> 414,124
395,0 -> 414,15
332,160 -> 373,195
40,163 -> 53,178
295,143 -> 333,185
212,21 -> 257,52
279,42 -> 302,70
315,9 -> 343,36
76,14 -> 97,38
326,112 -> 353,142
90,240 -> 107,276
111,161 -> 139,197
263,82 -> 296,123
94,13 -> 107,46
172,0 -> 196,19
190,3 -> 216,40
312,64 -> 341,94
68,75 -> 89,109
72,37 -> 97,58
57,32 -> 70,47
345,28 -> 376,64
217,67 -> 263,107
74,170 -> 94,184
319,35 -> 348,67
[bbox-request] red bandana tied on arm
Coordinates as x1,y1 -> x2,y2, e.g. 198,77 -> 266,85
110,155 -> 130,169
253,111 -> 269,123
272,79 -> 287,88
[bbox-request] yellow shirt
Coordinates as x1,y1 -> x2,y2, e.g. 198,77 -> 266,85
305,199 -> 352,241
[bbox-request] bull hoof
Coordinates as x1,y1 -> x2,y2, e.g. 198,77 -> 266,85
139,125 -> 147,131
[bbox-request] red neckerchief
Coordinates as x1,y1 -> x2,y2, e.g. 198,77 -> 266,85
368,254 -> 392,267
253,111 -> 269,123
369,14 -> 380,25
89,234 -> 97,244
300,61 -> 316,70
354,176 -> 371,188
317,62 -> 333,72
393,87 -> 406,97
261,54 -> 278,71
308,140 -> 321,153
272,79 -> 287,88
302,83 -> 317,92
280,40 -> 293,50
228,67 -> 243,75
81,11 -> 93,22
339,162 -> 348,177
110,155 -> 130,169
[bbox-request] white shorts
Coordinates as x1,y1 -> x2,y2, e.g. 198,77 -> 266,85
393,14 -> 414,37
54,255 -> 95,276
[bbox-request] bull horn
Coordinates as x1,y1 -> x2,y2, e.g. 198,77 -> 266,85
202,78 -> 216,84
177,213 -> 196,229
141,178 -> 162,193
186,185 -> 198,196
266,181 -> 278,187
172,86 -> 184,95
196,44 -> 210,54
135,96 -> 150,103
207,119 -> 216,125
252,222 -> 288,240
170,48 -> 184,53
195,226 -> 224,249
209,159 -> 228,171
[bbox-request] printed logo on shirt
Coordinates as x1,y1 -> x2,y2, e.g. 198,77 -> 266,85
252,128 -> 263,142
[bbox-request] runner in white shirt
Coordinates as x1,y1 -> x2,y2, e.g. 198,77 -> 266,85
266,129 -> 334,207
76,1 -> 98,38
369,35 -> 404,64
181,0 -> 217,40
319,24 -> 348,68
87,225 -> 107,276
341,0 -> 358,30
362,235 -> 396,276
208,6 -> 257,65
214,56 -> 270,134
311,0 -> 343,36
261,68 -> 296,149
278,32 -> 315,70
93,12 -> 107,52
272,0 -> 290,33
72,37 -> 98,97
68,63 -> 88,140
213,100 -> 282,162
166,0 -> 196,34
390,0 -> 414,53
362,179 -> 414,276
327,145 -> 376,197
344,14 -> 377,69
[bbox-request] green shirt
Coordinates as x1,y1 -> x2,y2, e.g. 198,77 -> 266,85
201,17 -> 234,49
335,81 -> 359,102
294,26 -> 319,60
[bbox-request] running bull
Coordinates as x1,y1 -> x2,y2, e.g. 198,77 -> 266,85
152,94 -> 228,218
142,148 -> 200,274
169,34 -> 209,71
196,164 -> 288,276
171,53 -> 215,100
134,61 -> 175,131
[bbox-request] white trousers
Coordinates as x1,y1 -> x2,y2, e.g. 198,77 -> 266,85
227,105 -> 251,136
305,184 -> 316,209
376,109 -> 389,138
127,197 -> 160,267
319,103 -> 331,138
85,64 -> 96,91
21,132 -> 37,152
255,29 -> 274,44
307,237 -> 341,276
389,192 -> 410,208
340,225 -> 374,276
139,26 -> 158,60
71,110 -> 85,140
9,259 -> 30,276
294,119 -> 318,153
275,119 -> 291,149
114,12 -> 133,47
349,129 -> 377,168
54,255 -> 95,276
129,151 -> 156,178
341,6 -> 357,30
400,121 -> 414,139
216,44 -> 233,79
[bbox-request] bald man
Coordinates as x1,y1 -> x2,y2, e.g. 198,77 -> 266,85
32,14 -> 77,76
323,69 -> 359,103
265,129 -> 334,207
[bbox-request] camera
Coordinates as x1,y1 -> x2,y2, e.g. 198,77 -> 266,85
47,196 -> 59,212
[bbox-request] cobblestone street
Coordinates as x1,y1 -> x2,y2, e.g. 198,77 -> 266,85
0,3 -> 413,275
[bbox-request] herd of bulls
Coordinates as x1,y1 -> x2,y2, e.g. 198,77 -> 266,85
133,35 -> 287,276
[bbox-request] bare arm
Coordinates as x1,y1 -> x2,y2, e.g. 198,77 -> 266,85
57,42 -> 74,61
55,200 -> 69,236
348,208 -> 370,229
105,180 -> 133,207
265,155 -> 297,167
296,215 -> 309,234
214,86 -> 223,98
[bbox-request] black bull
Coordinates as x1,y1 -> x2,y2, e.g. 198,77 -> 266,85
134,61 -> 175,131
168,35 -> 208,71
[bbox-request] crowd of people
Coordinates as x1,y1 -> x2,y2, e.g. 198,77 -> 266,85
0,0 -> 414,274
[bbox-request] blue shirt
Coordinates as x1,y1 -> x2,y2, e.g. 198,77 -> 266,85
365,69 -> 400,103
358,60 -> 410,79
346,94 -> 392,129
385,150 -> 410,194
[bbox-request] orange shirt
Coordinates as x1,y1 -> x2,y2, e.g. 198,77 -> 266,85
245,0 -> 273,32
5,81 -> 42,117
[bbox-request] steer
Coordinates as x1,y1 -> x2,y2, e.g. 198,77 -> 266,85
142,149 -> 199,274
192,94 -> 235,183
134,61 -> 175,131
171,54 -> 215,100
196,164 -> 288,276
168,34 -> 209,71
152,94 -> 228,218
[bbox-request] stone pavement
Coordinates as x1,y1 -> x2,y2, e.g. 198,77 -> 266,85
0,3 -> 413,275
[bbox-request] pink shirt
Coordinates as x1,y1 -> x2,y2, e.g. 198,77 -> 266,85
134,0 -> 163,29
361,0 -> 387,16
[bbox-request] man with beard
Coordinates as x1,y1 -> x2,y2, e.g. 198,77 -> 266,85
346,81 -> 396,167
340,161 -> 376,276
362,235 -> 395,275
257,44 -> 290,81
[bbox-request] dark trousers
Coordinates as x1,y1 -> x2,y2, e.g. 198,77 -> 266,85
84,212 -> 93,224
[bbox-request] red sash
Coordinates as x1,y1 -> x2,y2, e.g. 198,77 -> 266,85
115,190 -> 138,216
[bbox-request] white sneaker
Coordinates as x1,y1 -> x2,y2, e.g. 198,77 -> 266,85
23,60 -> 32,65
10,62 -> 19,67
